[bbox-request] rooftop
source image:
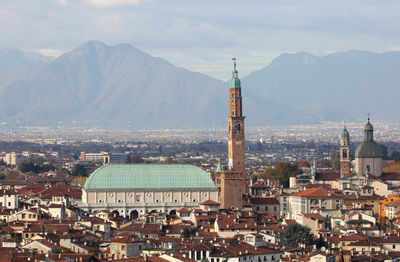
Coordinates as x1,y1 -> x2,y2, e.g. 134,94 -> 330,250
84,164 -> 216,190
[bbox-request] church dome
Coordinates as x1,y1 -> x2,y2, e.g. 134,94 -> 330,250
355,118 -> 382,158
355,141 -> 383,158
84,164 -> 216,190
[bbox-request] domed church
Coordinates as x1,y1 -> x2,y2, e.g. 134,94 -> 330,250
354,118 -> 383,177
338,118 -> 383,192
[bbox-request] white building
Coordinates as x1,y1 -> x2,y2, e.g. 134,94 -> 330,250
0,189 -> 19,209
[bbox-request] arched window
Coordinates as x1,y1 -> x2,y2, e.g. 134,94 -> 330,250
342,149 -> 347,159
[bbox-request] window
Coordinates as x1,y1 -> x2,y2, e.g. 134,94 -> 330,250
367,165 -> 371,173
342,149 -> 347,158
234,123 -> 241,134
7,202 -> 10,207
121,246 -> 125,250
393,245 -> 396,249
274,206 -> 277,211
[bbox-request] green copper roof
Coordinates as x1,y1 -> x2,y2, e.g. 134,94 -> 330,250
340,126 -> 350,140
216,159 -> 222,173
84,164 -> 216,190
230,58 -> 241,88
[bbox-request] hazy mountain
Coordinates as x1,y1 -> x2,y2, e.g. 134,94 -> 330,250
0,41 -> 229,128
0,42 -> 398,128
242,51 -> 400,122
0,49 -> 51,76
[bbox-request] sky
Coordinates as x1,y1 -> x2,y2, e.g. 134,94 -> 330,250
1,0 -> 400,80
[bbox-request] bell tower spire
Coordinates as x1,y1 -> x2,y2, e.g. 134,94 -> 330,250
228,58 -> 245,173
340,126 -> 351,176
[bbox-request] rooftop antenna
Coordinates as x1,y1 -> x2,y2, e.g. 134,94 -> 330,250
368,112 -> 371,122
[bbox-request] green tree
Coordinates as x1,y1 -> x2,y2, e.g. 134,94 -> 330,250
315,236 -> 327,249
256,162 -> 300,187
391,151 -> 400,162
0,159 -> 7,166
41,163 -> 56,172
331,159 -> 340,170
181,227 -> 192,238
71,176 -> 87,187
280,223 -> 314,248
71,164 -> 86,177
18,160 -> 41,173
50,247 -> 61,253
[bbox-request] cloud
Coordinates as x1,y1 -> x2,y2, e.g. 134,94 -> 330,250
1,0 -> 400,79
86,0 -> 141,7
37,49 -> 64,57
58,0 -> 68,5
385,46 -> 400,51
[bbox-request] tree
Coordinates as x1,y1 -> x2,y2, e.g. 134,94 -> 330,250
71,176 -> 87,187
18,160 -> 41,173
50,247 -> 61,253
181,227 -> 192,238
315,236 -> 327,249
256,162 -> 300,187
383,161 -> 400,173
280,223 -> 314,248
41,163 -> 56,172
71,164 -> 86,177
0,159 -> 7,166
331,159 -> 340,170
391,151 -> 400,162
380,144 -> 389,160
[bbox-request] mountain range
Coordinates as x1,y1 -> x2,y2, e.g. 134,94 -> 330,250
0,41 -> 399,129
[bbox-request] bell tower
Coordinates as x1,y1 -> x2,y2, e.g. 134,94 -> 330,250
228,58 -> 246,174
216,59 -> 246,210
340,126 -> 351,176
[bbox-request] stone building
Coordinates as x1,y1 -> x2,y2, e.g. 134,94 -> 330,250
79,164 -> 218,218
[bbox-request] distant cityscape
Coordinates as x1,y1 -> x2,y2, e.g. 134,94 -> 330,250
0,60 -> 399,262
